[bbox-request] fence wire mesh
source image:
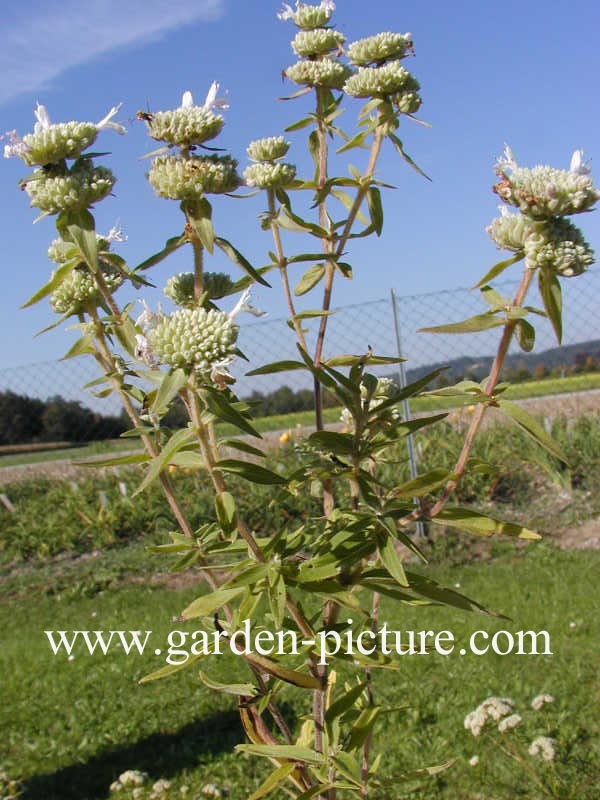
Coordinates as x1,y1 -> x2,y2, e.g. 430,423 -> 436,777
1,270 -> 599,445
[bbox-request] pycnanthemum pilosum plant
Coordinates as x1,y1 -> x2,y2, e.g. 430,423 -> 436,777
5,3 -> 598,799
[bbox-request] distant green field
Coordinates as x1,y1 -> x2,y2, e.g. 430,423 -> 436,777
1,372 -> 598,468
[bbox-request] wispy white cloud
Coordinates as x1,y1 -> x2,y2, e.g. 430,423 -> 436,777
0,0 -> 225,106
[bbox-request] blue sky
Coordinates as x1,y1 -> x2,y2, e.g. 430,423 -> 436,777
1,0 -> 599,370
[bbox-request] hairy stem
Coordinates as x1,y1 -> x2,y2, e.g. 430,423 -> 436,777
427,265 -> 534,518
268,190 -> 308,351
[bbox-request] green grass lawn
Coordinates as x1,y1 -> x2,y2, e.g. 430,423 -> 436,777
2,372 -> 599,469
1,543 -> 598,799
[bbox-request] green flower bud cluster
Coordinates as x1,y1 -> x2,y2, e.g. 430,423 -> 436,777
244,137 -> 295,189
486,212 -> 542,253
292,28 -> 345,57
148,308 -> 238,375
285,58 -> 353,89
147,155 -> 241,200
347,32 -> 413,66
50,264 -> 123,316
21,120 -> 99,166
344,61 -> 422,113
247,137 -> 290,163
164,271 -> 235,308
525,218 -> 595,277
145,107 -> 223,148
244,162 -> 297,189
282,2 -> 335,30
494,166 -> 599,219
47,234 -> 110,264
24,159 -> 115,214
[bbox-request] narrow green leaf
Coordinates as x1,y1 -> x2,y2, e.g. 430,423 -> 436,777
135,234 -> 187,271
377,527 -> 409,587
150,368 -> 188,414
77,452 -> 148,467
215,237 -> 271,287
203,390 -> 261,438
389,469 -> 452,499
244,653 -> 321,690
497,398 -> 567,463
473,252 -> 524,289
246,360 -> 308,376
198,671 -> 257,697
389,134 -> 431,180
292,309 -> 336,321
480,284 -> 507,309
219,439 -> 265,458
515,318 -> 536,352
539,268 -> 563,344
215,492 -> 237,535
284,116 -> 314,132
294,263 -> 325,296
347,707 -> 381,752
367,186 -> 383,236
419,312 -> 504,335
139,653 -> 205,684
308,431 -> 356,455
431,506 -> 541,540
133,427 -> 198,495
248,763 -> 297,800
21,257 -> 79,308
185,198 -> 214,254
62,209 -> 98,271
325,682 -> 368,725
61,334 -> 96,360
182,587 -> 245,620
236,744 -> 323,764
216,459 -> 287,485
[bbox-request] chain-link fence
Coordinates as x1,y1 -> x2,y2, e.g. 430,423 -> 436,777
1,270 -> 599,445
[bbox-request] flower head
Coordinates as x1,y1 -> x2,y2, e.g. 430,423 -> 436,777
529,736 -> 556,762
4,102 -> 124,165
531,693 -> 555,710
277,1 -> 335,29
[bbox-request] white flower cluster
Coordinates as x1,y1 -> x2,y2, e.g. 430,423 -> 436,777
4,102 -> 124,165
148,307 -> 239,376
23,159 -> 115,214
285,58 -> 353,90
464,696 -> 515,736
147,155 -> 240,200
531,693 -> 554,711
347,32 -> 414,66
528,735 -> 556,762
292,28 -> 345,57
278,1 -> 336,29
488,147 -> 598,278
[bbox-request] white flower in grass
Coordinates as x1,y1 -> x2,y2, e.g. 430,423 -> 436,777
531,693 -> 555,710
570,149 -> 591,175
529,736 -> 556,761
498,713 -> 522,732
468,755 -> 479,767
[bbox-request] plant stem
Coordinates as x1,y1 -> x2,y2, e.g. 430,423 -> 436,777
361,591 -> 380,798
268,190 -> 308,351
428,265 -> 534,518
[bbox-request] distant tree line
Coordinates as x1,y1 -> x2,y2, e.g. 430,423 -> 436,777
0,391 -> 127,446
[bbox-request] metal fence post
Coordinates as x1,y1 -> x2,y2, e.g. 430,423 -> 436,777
390,289 -> 425,539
